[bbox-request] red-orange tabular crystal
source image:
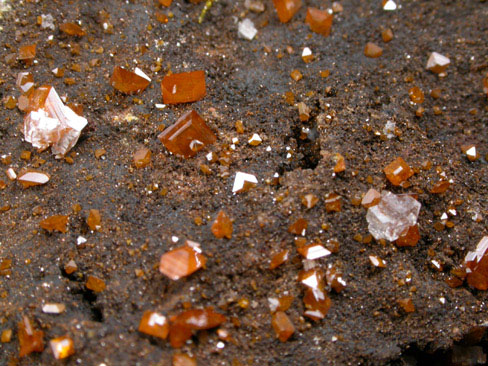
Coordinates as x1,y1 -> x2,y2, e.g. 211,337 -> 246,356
395,225 -> 420,247
18,316 -> 44,358
430,180 -> 450,194
305,8 -> 333,36
40,215 -> 69,233
272,0 -> 302,23
159,0 -> 173,6
211,210 -> 233,239
16,72 -> 34,95
110,67 -> 150,94
87,209 -> 101,231
85,275 -> 106,292
288,218 -> 308,235
161,71 -> 206,104
169,323 -> 192,348
383,157 -> 414,186
364,42 -> 382,58
133,148 -> 151,168
361,188 -> 381,208
465,237 -> 488,290
18,44 -> 36,65
50,336 -> 75,359
269,249 -> 289,269
59,22 -> 86,36
158,110 -> 216,158
172,307 -> 226,330
159,243 -> 206,280
326,265 -> 346,293
324,193 -> 342,212
271,311 -> 295,342
397,298 -> 415,313
139,311 -> 169,339
303,288 -> 331,321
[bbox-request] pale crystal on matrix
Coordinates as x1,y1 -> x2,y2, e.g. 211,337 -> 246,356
24,87 -> 87,157
238,19 -> 257,40
366,191 -> 421,241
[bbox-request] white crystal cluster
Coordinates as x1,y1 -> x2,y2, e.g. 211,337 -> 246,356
366,191 -> 421,241
24,87 -> 87,158
238,19 -> 257,41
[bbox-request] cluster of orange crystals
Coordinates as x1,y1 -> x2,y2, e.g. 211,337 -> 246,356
139,307 -> 226,348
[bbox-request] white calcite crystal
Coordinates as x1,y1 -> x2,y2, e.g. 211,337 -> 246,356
238,19 -> 257,41
366,191 -> 421,241
23,86 -> 88,158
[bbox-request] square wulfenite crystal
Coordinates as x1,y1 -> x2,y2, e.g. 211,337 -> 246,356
464,237 -> 488,290
272,0 -> 302,23
161,71 -> 206,104
158,110 -> 216,158
366,191 -> 421,242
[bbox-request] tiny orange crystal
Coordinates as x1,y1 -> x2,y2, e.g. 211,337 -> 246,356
303,288 -> 331,321
409,86 -> 424,104
361,188 -> 381,208
324,193 -> 342,212
40,215 -> 69,233
271,311 -> 295,342
288,218 -> 308,235
18,316 -> 44,358
158,110 -> 216,158
86,275 -> 106,292
302,193 -> 319,209
110,66 -> 151,94
305,7 -> 333,36
382,28 -> 394,42
270,249 -> 290,270
161,71 -> 206,104
395,225 -> 420,247
272,0 -> 302,23
50,336 -> 75,359
139,311 -> 169,339
133,148 -> 152,168
383,157 -> 414,186
159,241 -> 206,280
159,0 -> 173,6
18,44 -> 36,65
87,209 -> 101,231
464,237 -> 488,290
397,298 -> 415,313
430,180 -> 450,194
59,22 -> 86,36
172,307 -> 226,330
364,42 -> 383,58
211,210 -> 233,239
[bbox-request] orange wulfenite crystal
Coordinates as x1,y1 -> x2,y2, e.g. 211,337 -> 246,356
288,218 -> 308,235
483,74 -> 488,97
290,69 -> 303,81
297,244 -> 331,260
168,323 -> 193,348
272,0 -> 302,23
17,169 -> 50,188
87,209 -> 101,231
18,316 -> 44,358
50,336 -> 75,359
110,66 -> 151,94
159,241 -> 206,280
159,0 -> 173,6
16,72 -> 34,95
64,260 -> 78,274
465,237 -> 488,290
18,44 -> 36,65
384,157 -> 414,186
305,8 -> 333,36
302,193 -> 319,209
133,148 -> 152,168
173,353 -> 196,366
139,311 -> 169,339
326,265 -> 346,293
59,22 -> 86,36
382,28 -> 394,42
364,42 -> 383,58
324,193 -> 342,212
211,210 -> 233,239
369,255 -> 386,268
333,153 -> 345,173
86,275 -> 106,292
269,296 -> 294,313
298,269 -> 325,290
409,86 -> 424,104
397,298 -> 415,313
40,215 -> 69,233
303,288 -> 331,321
269,249 -> 289,269
361,188 -> 381,208
158,110 -> 216,158
271,311 -> 295,342
395,225 -> 420,247
430,180 -> 450,194
161,71 -> 206,104
172,307 -> 226,330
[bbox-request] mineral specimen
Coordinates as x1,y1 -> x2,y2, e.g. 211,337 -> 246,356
159,241 -> 206,280
366,191 -> 421,241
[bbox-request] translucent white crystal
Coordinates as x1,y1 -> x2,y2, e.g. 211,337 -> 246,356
40,14 -> 55,30
366,191 -> 421,241
232,172 -> 257,193
426,52 -> 450,71
238,19 -> 257,41
382,0 -> 397,10
383,121 -> 395,139
24,87 -> 88,158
